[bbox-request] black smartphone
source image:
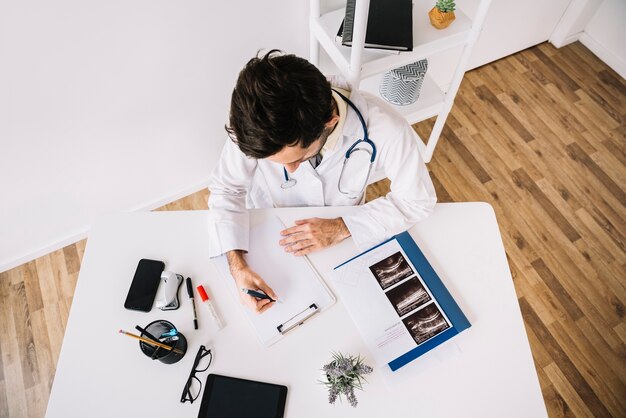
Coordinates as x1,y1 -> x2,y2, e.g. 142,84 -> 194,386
198,374 -> 287,418
124,259 -> 165,312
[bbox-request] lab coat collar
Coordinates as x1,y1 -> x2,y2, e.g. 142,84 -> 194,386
327,77 -> 370,158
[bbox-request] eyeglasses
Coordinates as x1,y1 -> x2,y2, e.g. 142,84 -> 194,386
180,345 -> 213,404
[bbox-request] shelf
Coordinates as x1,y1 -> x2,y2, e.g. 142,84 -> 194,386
362,73 -> 439,166
311,4 -> 472,79
360,73 -> 445,124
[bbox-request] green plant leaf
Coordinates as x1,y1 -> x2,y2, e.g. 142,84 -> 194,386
435,0 -> 456,12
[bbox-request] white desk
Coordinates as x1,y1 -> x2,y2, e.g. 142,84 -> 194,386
45,203 -> 547,418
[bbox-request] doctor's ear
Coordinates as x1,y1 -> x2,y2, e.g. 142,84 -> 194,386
325,114 -> 340,128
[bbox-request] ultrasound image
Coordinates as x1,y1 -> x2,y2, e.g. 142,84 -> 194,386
385,276 -> 431,316
402,303 -> 449,345
369,252 -> 414,290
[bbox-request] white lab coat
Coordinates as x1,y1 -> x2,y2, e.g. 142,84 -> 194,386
207,77 -> 437,257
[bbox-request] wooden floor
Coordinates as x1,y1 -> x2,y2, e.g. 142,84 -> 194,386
1,41 -> 625,417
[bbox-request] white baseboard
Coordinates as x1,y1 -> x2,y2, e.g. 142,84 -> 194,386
549,0 -> 603,49
127,179 -> 211,213
0,179 -> 211,273
0,232 -> 94,276
580,32 -> 626,80
550,32 -> 582,48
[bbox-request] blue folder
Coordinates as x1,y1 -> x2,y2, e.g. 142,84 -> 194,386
335,231 -> 471,371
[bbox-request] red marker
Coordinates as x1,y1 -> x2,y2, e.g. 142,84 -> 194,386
197,285 -> 224,329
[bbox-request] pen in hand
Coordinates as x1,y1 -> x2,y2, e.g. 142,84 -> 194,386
187,277 -> 198,330
241,288 -> 280,303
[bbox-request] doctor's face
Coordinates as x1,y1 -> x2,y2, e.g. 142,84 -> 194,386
266,113 -> 340,173
267,138 -> 324,173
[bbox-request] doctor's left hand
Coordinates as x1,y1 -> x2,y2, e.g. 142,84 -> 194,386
279,217 -> 351,256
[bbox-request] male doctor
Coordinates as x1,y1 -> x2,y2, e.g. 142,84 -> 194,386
209,50 -> 436,313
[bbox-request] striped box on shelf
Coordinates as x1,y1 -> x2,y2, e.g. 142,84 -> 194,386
379,59 -> 428,106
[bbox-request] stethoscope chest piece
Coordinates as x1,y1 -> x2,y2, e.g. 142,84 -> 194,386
281,178 -> 297,189
281,167 -> 297,188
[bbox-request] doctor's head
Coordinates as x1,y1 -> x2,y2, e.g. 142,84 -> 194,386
226,50 -> 340,173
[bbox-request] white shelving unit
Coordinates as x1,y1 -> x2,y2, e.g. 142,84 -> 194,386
309,0 -> 492,162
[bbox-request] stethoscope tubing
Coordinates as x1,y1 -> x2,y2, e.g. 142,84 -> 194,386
332,89 -> 376,163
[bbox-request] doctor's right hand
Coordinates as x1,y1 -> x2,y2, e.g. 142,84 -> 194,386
226,250 -> 278,314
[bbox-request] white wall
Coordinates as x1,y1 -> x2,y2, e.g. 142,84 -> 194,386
467,0 -> 573,69
2,0 -> 614,273
0,1 -> 308,272
550,0 -> 604,48
580,0 -> 626,79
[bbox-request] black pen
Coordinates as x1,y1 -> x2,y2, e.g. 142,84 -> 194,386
135,325 -> 169,360
187,277 -> 198,329
241,288 -> 277,303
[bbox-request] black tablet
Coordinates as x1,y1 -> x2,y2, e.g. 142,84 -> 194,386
198,374 -> 287,418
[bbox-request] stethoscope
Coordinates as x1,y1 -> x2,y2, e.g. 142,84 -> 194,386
281,89 -> 377,198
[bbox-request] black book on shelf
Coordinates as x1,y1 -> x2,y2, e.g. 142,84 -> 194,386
339,0 -> 413,52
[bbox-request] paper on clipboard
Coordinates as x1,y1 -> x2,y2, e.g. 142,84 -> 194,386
213,216 -> 336,346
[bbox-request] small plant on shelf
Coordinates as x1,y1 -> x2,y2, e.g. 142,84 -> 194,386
436,0 -> 456,13
320,352 -> 373,408
429,0 -> 457,30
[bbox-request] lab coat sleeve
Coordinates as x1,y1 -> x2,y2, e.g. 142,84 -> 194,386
207,139 -> 257,257
341,123 -> 437,250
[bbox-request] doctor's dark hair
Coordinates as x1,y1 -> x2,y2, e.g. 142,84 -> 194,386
226,50 -> 334,159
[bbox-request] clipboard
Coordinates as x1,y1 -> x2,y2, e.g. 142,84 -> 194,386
213,216 -> 336,346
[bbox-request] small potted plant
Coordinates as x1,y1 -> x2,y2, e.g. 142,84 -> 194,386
429,0 -> 456,29
320,352 -> 373,407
